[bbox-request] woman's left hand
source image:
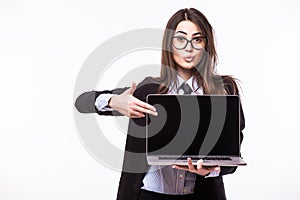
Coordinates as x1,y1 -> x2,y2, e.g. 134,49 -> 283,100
172,158 -> 221,176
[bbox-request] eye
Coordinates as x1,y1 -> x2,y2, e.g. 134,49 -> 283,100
193,37 -> 204,43
174,36 -> 186,43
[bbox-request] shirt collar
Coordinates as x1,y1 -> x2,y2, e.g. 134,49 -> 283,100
169,74 -> 203,94
177,75 -> 194,89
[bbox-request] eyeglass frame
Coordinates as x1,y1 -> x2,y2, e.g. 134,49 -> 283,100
171,36 -> 207,50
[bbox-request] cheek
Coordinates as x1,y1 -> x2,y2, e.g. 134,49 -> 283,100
172,48 -> 183,57
194,50 -> 204,64
172,48 -> 183,64
172,53 -> 182,66
173,54 -> 185,66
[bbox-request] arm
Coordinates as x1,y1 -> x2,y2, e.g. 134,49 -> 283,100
75,82 -> 157,117
219,78 -> 245,176
74,88 -> 128,115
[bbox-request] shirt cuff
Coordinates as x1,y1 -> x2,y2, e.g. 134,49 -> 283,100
95,93 -> 115,111
204,171 -> 220,178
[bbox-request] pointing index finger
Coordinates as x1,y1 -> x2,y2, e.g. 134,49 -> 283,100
135,98 -> 157,114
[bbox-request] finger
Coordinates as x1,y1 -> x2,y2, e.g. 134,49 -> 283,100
129,114 -> 145,118
128,110 -> 145,118
122,87 -> 132,95
214,166 -> 221,172
187,158 -> 196,172
129,115 -> 144,119
204,166 -> 220,172
131,104 -> 158,116
172,165 -> 189,171
135,98 -> 157,112
131,98 -> 157,115
130,82 -> 137,95
196,159 -> 204,170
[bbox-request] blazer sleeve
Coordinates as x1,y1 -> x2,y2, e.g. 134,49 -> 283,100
219,78 -> 245,176
219,104 -> 245,176
74,87 -> 129,115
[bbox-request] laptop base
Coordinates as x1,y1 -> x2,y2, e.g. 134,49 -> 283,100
147,155 -> 247,167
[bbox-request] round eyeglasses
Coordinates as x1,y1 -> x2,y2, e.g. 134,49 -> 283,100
172,36 -> 206,50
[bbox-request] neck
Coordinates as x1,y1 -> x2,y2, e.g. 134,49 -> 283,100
177,68 -> 193,81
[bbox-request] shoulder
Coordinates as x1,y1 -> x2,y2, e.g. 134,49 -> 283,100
133,77 -> 161,101
221,75 -> 240,95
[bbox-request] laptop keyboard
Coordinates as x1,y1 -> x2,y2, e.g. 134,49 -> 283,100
158,156 -> 232,161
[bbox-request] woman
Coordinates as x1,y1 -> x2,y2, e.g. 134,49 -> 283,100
75,8 -> 245,200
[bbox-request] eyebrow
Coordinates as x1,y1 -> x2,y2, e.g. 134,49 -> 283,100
175,31 -> 202,36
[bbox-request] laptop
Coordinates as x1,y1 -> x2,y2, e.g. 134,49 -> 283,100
146,94 -> 246,167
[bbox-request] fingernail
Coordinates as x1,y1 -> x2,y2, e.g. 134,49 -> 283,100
172,165 -> 177,169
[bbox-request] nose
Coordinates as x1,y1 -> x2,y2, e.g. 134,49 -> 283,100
185,41 -> 193,52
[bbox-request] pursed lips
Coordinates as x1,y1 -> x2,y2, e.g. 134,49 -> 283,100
184,56 -> 194,62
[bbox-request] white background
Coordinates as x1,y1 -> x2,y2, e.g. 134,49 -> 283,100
1,0 -> 300,199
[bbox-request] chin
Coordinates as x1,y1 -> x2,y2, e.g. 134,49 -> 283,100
182,64 -> 195,69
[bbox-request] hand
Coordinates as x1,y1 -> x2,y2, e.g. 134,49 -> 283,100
109,82 -> 158,118
172,158 -> 221,176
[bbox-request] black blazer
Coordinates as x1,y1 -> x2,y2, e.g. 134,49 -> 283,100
75,77 -> 245,200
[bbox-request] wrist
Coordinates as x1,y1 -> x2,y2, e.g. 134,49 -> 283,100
203,172 -> 210,177
108,96 -> 114,108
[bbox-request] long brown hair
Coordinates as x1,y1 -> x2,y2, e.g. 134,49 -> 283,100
156,8 -> 238,95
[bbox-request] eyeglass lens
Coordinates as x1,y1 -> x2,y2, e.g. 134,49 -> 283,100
172,36 -> 205,50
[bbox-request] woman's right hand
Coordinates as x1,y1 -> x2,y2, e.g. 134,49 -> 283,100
109,82 -> 158,118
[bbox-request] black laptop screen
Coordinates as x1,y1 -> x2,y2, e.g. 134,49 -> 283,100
146,95 -> 240,156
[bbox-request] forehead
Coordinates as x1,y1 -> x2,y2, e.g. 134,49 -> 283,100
175,20 -> 201,34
